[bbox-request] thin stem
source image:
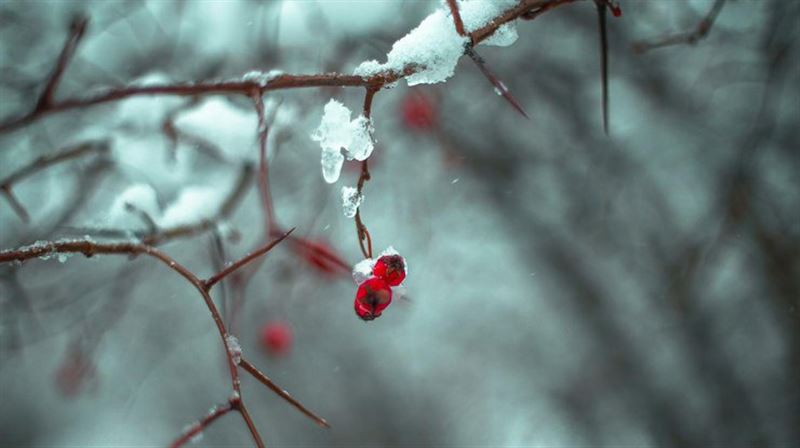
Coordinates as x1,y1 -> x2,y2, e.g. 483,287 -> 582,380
203,228 -> 294,291
251,90 -> 277,235
171,401 -> 234,448
36,16 -> 88,110
465,46 -> 529,118
633,0 -> 726,53
595,0 -> 610,135
235,398 -> 266,448
446,0 -> 467,36
240,357 -> 330,429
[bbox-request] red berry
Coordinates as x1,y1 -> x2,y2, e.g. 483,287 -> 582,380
354,277 -> 392,321
372,254 -> 406,286
609,1 -> 622,17
260,321 -> 293,356
401,93 -> 436,131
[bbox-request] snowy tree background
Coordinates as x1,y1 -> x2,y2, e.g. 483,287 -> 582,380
1,0 -> 798,446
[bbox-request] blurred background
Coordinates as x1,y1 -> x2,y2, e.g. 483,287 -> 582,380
0,0 -> 798,446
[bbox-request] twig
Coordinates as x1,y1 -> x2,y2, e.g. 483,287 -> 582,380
203,228 -> 295,290
354,87 -> 378,259
465,46 -> 529,119
446,0 -> 467,36
251,90 -> 278,235
633,0 -> 726,53
170,400 -> 234,448
35,16 -> 88,111
595,0 -> 610,135
0,140 -> 110,222
239,357 -> 330,429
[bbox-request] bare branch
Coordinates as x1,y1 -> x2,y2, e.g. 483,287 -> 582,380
446,0 -> 467,36
36,16 -> 88,110
171,400 -> 235,448
239,357 -> 330,429
0,140 -> 110,221
465,46 -> 529,119
633,0 -> 726,53
203,228 -> 295,291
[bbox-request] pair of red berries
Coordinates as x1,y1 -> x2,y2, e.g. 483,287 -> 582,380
354,253 -> 406,321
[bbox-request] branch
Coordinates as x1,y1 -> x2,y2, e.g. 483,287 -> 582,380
171,400 -> 235,448
239,357 -> 330,429
446,0 -> 467,36
0,0 -> 581,136
0,140 -> 110,222
633,0 -> 726,53
36,16 -> 88,110
203,228 -> 294,290
465,46 -> 529,119
354,87 -> 378,259
595,0 -> 610,135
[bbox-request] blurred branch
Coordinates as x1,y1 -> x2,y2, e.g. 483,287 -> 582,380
633,0 -> 726,53
35,16 -> 88,111
0,139 -> 110,222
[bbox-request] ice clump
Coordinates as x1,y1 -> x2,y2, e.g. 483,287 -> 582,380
311,99 -> 374,183
341,186 -> 363,218
353,1 -> 519,86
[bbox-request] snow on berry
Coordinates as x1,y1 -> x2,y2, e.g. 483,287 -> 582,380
354,277 -> 393,321
260,321 -> 293,357
373,253 -> 406,286
311,99 -> 374,184
341,186 -> 364,218
352,258 -> 376,285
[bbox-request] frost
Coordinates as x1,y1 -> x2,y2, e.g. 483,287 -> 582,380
159,186 -> 225,228
352,258 -> 376,285
57,253 -> 72,263
341,186 -> 363,218
352,1 -> 519,86
242,69 -> 284,87
225,334 -> 242,365
311,100 -> 374,183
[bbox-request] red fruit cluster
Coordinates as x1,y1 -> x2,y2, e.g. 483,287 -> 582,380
354,254 -> 406,321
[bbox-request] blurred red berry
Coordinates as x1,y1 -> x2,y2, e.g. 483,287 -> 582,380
373,254 -> 406,286
260,321 -> 293,356
55,347 -> 96,398
354,277 -> 393,321
401,93 -> 436,131
609,1 -> 622,16
292,238 -> 348,278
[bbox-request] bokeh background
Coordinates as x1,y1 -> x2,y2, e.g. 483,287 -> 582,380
1,0 -> 798,446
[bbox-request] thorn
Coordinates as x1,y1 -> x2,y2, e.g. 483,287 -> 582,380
466,46 -> 529,119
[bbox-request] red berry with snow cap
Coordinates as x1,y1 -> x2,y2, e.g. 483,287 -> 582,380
372,254 -> 406,286
354,277 -> 392,321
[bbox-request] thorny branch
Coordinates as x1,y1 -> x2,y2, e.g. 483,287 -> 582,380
0,230 -> 324,447
0,0 -> 603,443
0,0 -> 581,137
633,0 -> 727,53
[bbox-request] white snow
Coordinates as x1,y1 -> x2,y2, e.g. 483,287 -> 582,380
242,69 -> 284,87
341,186 -> 364,218
159,186 -> 226,228
225,334 -> 242,365
353,0 -> 519,86
173,98 -> 257,162
311,99 -> 374,183
352,258 -> 376,285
